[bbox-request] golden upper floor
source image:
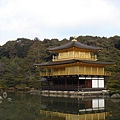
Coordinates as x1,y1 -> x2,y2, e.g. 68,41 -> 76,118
48,38 -> 101,62
40,65 -> 111,77
37,59 -> 114,77
52,50 -> 97,61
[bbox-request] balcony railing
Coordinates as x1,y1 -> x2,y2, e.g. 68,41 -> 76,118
52,55 -> 97,61
40,71 -> 111,77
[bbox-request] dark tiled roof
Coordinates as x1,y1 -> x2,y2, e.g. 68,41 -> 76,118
35,59 -> 115,67
48,40 -> 101,51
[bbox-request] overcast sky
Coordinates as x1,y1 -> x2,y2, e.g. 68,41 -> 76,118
0,0 -> 120,45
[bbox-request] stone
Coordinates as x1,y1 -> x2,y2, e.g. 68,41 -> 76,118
111,93 -> 120,99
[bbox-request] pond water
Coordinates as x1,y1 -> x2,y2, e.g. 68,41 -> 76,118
0,92 -> 120,120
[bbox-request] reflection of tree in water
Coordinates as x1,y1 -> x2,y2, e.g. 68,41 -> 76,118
0,93 -> 42,120
106,99 -> 120,120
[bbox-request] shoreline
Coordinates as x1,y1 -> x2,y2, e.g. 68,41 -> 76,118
29,89 -> 110,98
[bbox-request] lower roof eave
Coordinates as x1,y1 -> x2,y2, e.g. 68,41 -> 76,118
35,59 -> 115,67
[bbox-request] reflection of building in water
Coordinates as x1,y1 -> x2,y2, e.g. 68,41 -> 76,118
79,98 -> 105,113
40,110 -> 108,120
40,96 -> 105,113
40,97 -> 108,120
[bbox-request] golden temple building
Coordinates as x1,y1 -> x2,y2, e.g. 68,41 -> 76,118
35,37 -> 114,91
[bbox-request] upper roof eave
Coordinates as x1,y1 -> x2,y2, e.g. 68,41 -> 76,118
47,41 -> 101,51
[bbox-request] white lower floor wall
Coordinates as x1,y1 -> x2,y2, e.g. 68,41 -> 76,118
92,77 -> 104,88
78,76 -> 105,88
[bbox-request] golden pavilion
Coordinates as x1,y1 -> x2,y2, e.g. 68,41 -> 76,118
35,37 -> 114,91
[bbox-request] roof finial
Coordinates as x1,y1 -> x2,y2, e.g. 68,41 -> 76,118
72,36 -> 77,41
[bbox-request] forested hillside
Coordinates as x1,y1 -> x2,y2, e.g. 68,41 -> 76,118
0,36 -> 120,91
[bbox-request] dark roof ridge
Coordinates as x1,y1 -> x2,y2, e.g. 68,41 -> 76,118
48,40 -> 101,51
35,59 -> 115,66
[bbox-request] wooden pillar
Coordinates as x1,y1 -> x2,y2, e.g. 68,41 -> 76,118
78,76 -> 79,86
91,114 -> 93,120
84,52 -> 85,58
98,113 -> 100,120
103,67 -> 104,75
73,50 -> 75,58
84,66 -> 85,74
89,52 -> 90,59
84,114 -> 87,120
65,77 -> 67,87
91,67 -> 92,75
97,67 -> 98,75
58,78 -> 59,86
